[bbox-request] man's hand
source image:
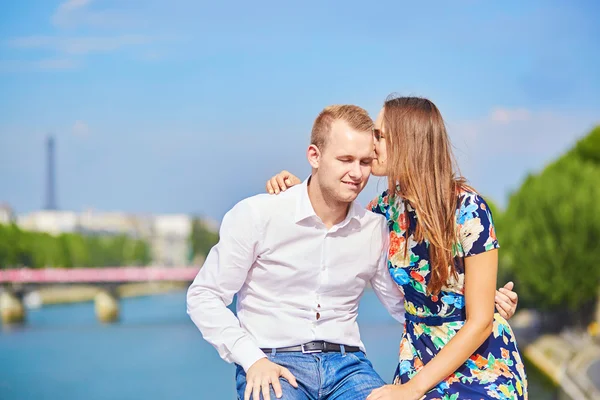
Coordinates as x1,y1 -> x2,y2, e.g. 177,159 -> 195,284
495,281 -> 518,320
244,358 -> 298,400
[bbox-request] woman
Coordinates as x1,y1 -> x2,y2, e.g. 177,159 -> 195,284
266,96 -> 527,399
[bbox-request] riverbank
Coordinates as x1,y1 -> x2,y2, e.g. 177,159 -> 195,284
522,323 -> 600,399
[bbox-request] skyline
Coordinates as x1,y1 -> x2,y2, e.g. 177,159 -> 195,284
1,0 -> 599,221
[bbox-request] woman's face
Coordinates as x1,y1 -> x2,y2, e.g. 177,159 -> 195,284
371,108 -> 388,177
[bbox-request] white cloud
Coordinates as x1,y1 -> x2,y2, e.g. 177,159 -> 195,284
447,108 -> 599,205
72,121 -> 90,137
56,0 -> 90,13
37,58 -> 80,70
0,58 -> 80,72
2,0 -> 159,71
7,35 -> 151,55
52,0 -> 131,29
52,0 -> 91,28
138,51 -> 164,62
490,107 -> 531,124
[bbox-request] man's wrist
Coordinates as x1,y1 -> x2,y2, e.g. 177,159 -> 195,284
231,337 -> 268,372
246,356 -> 268,371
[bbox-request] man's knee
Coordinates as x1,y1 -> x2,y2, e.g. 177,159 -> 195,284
341,372 -> 385,394
329,373 -> 385,400
328,353 -> 386,399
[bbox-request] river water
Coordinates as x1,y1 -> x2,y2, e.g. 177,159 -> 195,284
0,290 -> 554,399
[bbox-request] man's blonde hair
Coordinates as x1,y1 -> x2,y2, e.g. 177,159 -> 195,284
311,105 -> 374,150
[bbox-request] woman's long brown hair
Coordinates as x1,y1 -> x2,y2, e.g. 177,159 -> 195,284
383,95 -> 468,295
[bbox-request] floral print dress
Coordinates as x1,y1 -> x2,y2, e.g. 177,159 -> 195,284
368,190 -> 528,400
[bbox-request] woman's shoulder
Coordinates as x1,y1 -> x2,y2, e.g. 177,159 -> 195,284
367,190 -> 389,216
456,187 -> 495,224
457,187 -> 489,208
367,189 -> 404,215
455,187 -> 499,254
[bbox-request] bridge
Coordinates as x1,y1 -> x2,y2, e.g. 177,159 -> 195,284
0,267 -> 199,325
0,267 -> 198,284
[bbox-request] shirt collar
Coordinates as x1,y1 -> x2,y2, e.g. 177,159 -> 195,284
294,176 -> 362,229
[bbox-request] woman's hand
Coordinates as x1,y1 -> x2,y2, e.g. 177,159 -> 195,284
367,383 -> 424,400
495,281 -> 518,320
265,170 -> 301,194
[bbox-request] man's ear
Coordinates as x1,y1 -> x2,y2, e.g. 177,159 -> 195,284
307,144 -> 320,169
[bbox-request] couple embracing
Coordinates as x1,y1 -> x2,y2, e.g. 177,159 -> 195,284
187,95 -> 527,400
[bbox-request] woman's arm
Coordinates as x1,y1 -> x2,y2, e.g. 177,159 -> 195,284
405,249 -> 498,397
368,250 -> 499,400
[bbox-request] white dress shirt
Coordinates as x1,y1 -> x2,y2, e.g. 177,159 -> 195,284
186,179 -> 405,372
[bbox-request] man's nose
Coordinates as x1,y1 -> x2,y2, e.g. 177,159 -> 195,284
348,162 -> 362,179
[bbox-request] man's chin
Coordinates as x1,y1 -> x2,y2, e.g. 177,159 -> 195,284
338,190 -> 361,203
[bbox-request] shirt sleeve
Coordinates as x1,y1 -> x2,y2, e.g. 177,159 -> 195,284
457,193 -> 500,257
186,199 -> 267,372
369,218 -> 406,323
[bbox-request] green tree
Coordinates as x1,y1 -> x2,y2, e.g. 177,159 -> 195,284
502,150 -> 600,314
58,234 -> 73,268
1,224 -> 34,267
29,232 -> 62,268
130,239 -> 152,266
0,224 -> 153,268
189,218 -> 219,263
97,235 -> 128,266
572,125 -> 600,165
482,197 -> 515,287
0,224 -> 17,268
61,233 -> 91,268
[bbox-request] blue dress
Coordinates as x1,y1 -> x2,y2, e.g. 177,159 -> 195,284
368,190 -> 528,400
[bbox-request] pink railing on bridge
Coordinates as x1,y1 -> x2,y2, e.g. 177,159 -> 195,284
0,267 -> 200,283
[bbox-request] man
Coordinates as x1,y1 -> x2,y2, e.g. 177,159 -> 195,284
186,105 -> 518,400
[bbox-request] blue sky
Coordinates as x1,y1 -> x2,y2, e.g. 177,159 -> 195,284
1,0 -> 599,221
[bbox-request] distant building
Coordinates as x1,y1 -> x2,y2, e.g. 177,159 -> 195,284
15,209 -> 198,266
17,210 -> 78,235
0,203 -> 15,224
76,209 -> 154,239
151,214 -> 192,266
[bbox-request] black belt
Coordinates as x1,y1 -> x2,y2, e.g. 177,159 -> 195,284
260,341 -> 361,354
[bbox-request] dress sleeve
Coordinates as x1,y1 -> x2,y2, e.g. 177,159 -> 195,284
457,192 -> 500,257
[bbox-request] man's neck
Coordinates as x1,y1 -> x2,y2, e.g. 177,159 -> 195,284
307,177 -> 350,229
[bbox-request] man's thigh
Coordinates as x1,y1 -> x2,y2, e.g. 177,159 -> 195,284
327,352 -> 386,400
235,355 -> 315,400
236,371 -> 310,400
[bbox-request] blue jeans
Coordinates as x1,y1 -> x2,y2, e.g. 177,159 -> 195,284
235,350 -> 385,400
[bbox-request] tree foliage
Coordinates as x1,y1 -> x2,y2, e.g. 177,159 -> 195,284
500,126 -> 600,311
480,197 -> 515,287
189,218 -> 219,263
0,224 -> 152,269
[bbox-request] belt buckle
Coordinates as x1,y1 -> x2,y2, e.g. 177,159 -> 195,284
301,343 -> 323,354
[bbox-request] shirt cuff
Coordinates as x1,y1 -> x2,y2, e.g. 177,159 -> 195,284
231,336 -> 267,372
